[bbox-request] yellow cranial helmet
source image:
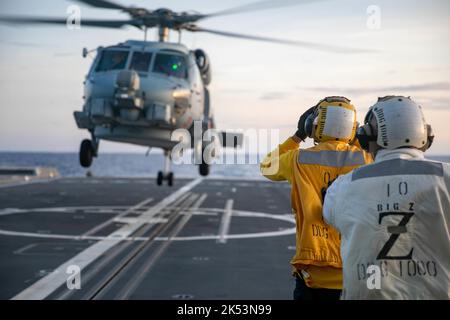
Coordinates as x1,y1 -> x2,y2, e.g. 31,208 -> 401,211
307,96 -> 357,143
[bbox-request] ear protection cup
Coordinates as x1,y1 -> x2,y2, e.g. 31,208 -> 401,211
356,126 -> 371,151
423,124 -> 434,150
356,110 -> 377,151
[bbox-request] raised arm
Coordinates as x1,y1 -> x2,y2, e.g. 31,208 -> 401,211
260,136 -> 300,183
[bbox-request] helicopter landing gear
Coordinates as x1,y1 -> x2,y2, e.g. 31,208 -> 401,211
79,137 -> 99,168
156,171 -> 174,186
79,139 -> 96,168
198,139 -> 210,177
157,150 -> 174,186
199,162 -> 209,176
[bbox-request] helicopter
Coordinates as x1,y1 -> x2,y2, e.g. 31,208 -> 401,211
0,0 -> 372,186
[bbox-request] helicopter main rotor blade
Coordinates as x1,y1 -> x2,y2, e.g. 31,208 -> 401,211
205,0 -> 330,19
73,0 -> 128,10
175,0 -> 332,24
187,26 -> 376,54
74,0 -> 152,17
0,16 -> 138,29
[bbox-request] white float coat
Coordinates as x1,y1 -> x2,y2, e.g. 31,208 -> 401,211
323,148 -> 450,299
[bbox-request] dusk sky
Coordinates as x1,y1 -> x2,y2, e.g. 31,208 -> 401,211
0,0 -> 449,154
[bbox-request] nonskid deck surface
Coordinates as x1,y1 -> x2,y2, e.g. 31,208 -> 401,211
0,178 -> 295,299
0,177 -> 295,300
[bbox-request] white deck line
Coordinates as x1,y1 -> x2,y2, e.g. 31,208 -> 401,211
81,198 -> 154,237
217,199 -> 234,244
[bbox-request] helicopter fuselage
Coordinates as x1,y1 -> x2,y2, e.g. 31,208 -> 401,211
74,40 -> 210,150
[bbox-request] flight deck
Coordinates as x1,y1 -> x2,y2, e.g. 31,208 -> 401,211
0,176 -> 295,300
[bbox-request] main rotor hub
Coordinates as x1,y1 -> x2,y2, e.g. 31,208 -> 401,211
154,8 -> 173,17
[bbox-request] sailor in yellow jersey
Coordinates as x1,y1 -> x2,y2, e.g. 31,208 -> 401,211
260,96 -> 372,300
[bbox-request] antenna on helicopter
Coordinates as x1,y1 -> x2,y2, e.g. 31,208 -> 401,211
0,0 -> 376,53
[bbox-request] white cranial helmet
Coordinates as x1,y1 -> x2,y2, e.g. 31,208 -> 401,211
367,96 -> 429,150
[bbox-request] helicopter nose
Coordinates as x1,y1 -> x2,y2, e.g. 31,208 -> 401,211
140,86 -> 191,125
113,70 -> 143,121
172,87 -> 191,117
172,88 -> 191,106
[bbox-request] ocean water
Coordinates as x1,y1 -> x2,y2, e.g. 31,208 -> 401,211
0,152 -> 263,178
0,152 -> 448,178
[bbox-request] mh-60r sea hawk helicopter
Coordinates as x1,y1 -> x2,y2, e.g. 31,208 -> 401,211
0,0 -> 371,186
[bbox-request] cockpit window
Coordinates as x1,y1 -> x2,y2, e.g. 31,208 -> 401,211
129,52 -> 152,72
95,50 -> 129,72
153,54 -> 187,79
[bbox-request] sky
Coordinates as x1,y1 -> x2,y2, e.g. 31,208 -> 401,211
0,0 -> 449,154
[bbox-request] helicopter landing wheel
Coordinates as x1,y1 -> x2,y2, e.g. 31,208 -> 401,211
157,171 -> 164,186
167,172 -> 174,186
156,171 -> 174,186
80,139 -> 94,168
199,163 -> 209,176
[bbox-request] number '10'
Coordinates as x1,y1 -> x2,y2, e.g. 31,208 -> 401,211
387,182 -> 408,197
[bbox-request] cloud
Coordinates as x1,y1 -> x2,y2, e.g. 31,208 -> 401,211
259,91 -> 288,101
301,82 -> 450,96
0,40 -> 47,48
220,89 -> 254,94
423,102 -> 449,110
53,52 -> 77,58
412,97 -> 450,110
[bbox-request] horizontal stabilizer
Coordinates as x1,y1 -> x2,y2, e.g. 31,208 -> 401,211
73,111 -> 94,129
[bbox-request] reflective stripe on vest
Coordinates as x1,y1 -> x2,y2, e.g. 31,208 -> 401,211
298,150 -> 366,167
351,159 -> 444,181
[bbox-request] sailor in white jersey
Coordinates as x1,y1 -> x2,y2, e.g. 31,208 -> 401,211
323,95 -> 450,299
